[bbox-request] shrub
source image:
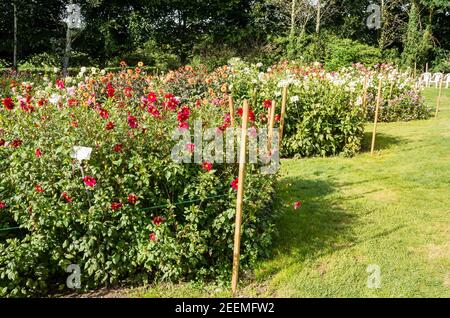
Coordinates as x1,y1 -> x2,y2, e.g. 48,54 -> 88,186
110,39 -> 181,72
364,64 -> 430,122
0,68 -> 277,296
283,75 -> 365,157
325,37 -> 382,70
431,48 -> 450,73
18,52 -> 61,69
226,60 -> 365,157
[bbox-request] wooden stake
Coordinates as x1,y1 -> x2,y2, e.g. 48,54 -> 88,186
13,3 -> 17,71
371,79 -> 383,156
435,79 -> 444,119
63,0 -> 74,77
279,86 -> 288,148
267,100 -> 276,150
361,75 -> 369,112
389,79 -> 395,99
229,95 -> 235,127
413,62 -> 417,79
231,100 -> 249,296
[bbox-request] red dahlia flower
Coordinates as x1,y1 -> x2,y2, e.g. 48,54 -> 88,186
2,97 -> 14,110
35,148 -> 42,158
128,194 -> 138,204
147,92 -> 157,103
0,202 -> 6,209
35,185 -> 44,193
147,105 -> 160,118
127,115 -> 138,129
179,122 -> 189,129
164,97 -> 179,110
83,176 -> 97,187
11,139 -> 22,148
293,201 -> 302,210
249,109 -> 255,122
99,109 -> 109,119
56,79 -> 65,89
186,143 -> 195,152
263,99 -> 272,109
113,144 -> 123,153
124,87 -> 133,98
0,139 -> 5,146
202,161 -> 213,172
107,82 -> 115,98
149,233 -> 156,241
105,121 -> 115,130
177,106 -> 190,122
20,101 -> 33,112
111,202 -> 123,210
231,178 -> 239,191
61,192 -> 72,203
152,216 -> 165,226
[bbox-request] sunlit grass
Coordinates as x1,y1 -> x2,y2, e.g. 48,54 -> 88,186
133,87 -> 450,298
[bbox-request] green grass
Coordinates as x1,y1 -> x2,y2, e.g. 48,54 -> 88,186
133,87 -> 450,298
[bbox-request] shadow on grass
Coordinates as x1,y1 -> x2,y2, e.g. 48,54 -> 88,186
258,177 -> 358,279
360,132 -> 405,152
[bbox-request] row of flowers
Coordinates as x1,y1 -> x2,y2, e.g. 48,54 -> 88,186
0,62 -> 279,297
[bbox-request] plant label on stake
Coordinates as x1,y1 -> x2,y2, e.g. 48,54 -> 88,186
71,146 -> 92,161
65,4 -> 83,29
71,146 -> 93,207
62,3 -> 84,76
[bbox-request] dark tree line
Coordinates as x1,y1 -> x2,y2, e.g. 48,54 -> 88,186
0,0 -> 449,70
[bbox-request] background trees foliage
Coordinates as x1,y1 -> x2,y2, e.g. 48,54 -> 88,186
0,0 -> 449,71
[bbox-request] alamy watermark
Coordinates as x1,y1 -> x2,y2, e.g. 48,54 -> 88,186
366,4 -> 381,30
171,120 -> 280,174
66,264 -> 81,289
366,264 -> 381,289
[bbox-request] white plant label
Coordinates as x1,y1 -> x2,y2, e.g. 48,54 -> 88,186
65,4 -> 83,29
71,146 -> 92,161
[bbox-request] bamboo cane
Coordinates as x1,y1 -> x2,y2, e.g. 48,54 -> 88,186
371,79 -> 383,156
362,75 -> 369,112
231,100 -> 249,296
279,86 -> 288,149
389,79 -> 395,100
435,79 -> 444,119
229,95 -> 235,128
267,100 -> 276,151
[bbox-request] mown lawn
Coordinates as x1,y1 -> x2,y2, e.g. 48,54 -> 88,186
132,87 -> 450,298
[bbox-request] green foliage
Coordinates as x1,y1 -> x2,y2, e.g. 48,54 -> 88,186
283,77 -> 365,157
113,39 -> 181,72
364,66 -> 431,122
402,2 -> 434,69
325,38 -> 382,71
226,59 -> 366,158
18,52 -> 60,69
0,59 -> 10,68
0,69 -> 277,296
431,48 -> 450,73
278,34 -> 383,71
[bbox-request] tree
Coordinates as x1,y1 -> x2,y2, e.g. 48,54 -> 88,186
378,0 -> 409,51
402,0 -> 433,68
